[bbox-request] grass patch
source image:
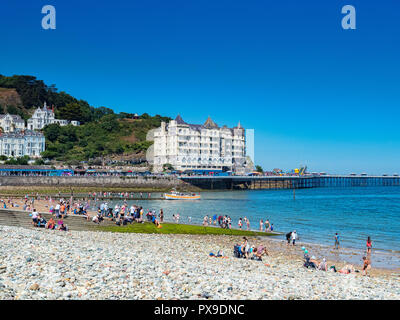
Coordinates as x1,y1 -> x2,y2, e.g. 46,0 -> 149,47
98,222 -> 279,236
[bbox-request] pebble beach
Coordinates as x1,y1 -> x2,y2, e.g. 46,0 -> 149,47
0,225 -> 399,300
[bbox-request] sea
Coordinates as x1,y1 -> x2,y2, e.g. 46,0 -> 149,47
98,186 -> 400,268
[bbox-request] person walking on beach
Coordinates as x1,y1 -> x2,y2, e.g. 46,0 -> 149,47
362,256 -> 371,276
246,217 -> 250,230
366,236 -> 372,254
334,233 -> 340,250
159,209 -> 164,222
259,219 -> 263,231
238,218 -> 243,229
291,230 -> 298,246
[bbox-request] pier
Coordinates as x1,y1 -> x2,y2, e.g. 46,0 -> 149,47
179,175 -> 400,190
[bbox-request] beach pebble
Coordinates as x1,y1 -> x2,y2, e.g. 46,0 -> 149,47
0,225 -> 399,300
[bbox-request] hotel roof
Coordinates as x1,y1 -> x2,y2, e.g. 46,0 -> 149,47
173,115 -> 242,132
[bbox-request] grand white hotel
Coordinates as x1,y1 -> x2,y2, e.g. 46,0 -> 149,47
153,115 -> 246,173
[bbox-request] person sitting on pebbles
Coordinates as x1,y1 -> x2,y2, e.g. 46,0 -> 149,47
151,214 -> 161,228
252,244 -> 269,261
37,214 -> 47,228
318,258 -> 328,271
46,217 -> 56,230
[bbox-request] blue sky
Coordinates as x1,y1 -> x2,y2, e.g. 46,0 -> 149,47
1,0 -> 399,174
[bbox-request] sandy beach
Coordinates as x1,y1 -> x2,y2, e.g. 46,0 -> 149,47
1,197 -> 98,216
0,224 -> 399,300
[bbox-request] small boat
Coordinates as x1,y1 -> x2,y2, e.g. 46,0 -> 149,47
164,190 -> 201,200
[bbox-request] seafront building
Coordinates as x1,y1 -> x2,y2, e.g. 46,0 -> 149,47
0,130 -> 45,157
0,114 -> 25,132
153,115 -> 246,173
0,102 -> 83,159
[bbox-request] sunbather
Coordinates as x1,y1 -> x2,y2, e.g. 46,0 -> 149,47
338,264 -> 355,274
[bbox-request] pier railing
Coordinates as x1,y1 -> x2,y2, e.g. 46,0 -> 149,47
178,175 -> 400,190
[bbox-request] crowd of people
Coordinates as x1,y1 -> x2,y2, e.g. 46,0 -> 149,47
301,235 -> 373,276
91,201 -> 163,228
89,192 -> 154,199
31,208 -> 68,231
1,194 -> 377,277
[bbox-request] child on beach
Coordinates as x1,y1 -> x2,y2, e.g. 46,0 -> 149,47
362,256 -> 371,276
238,218 -> 243,229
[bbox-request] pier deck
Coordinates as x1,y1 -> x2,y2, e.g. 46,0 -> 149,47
179,175 -> 400,190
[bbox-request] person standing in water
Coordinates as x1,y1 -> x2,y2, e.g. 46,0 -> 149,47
238,218 -> 243,229
366,236 -> 372,254
264,219 -> 270,232
334,233 -> 340,250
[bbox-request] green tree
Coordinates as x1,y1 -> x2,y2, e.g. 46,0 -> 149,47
163,163 -> 174,171
34,158 -> 45,165
255,165 -> 263,173
43,124 -> 62,142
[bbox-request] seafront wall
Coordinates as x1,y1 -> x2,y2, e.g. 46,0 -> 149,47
0,176 -> 187,189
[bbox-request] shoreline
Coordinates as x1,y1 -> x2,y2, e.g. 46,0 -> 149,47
1,206 -> 399,276
1,196 -> 400,273
0,225 -> 399,300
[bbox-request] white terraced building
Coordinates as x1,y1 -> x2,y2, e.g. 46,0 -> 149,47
0,130 -> 45,157
153,115 -> 246,173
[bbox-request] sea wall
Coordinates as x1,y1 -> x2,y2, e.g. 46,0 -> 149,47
0,176 -> 187,188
